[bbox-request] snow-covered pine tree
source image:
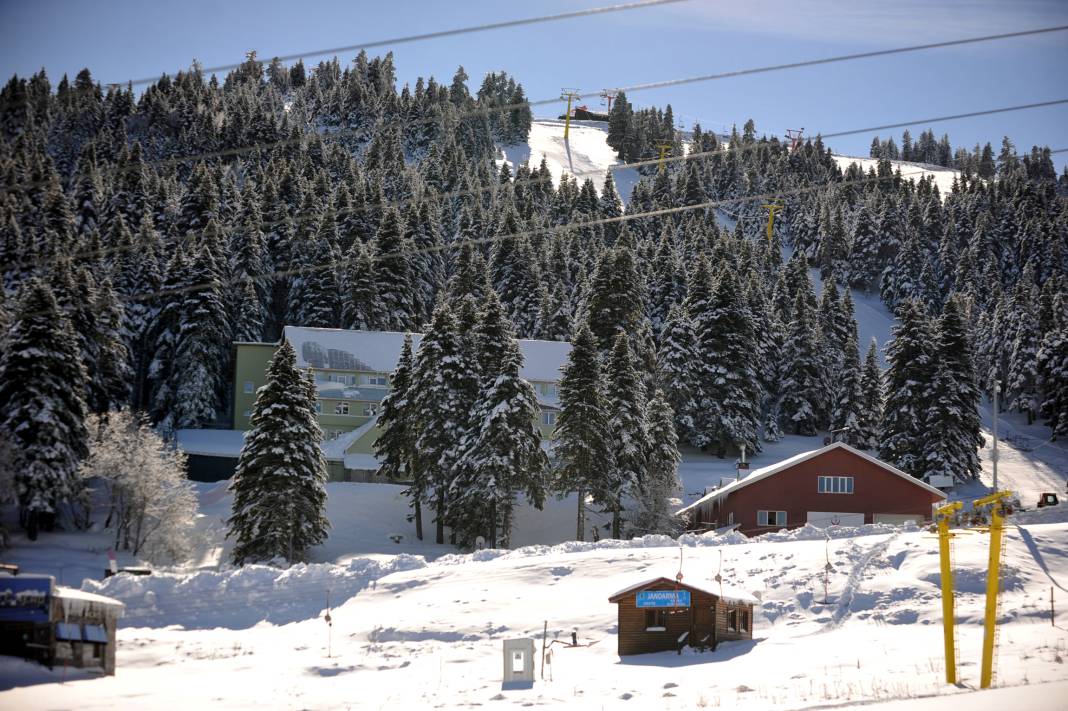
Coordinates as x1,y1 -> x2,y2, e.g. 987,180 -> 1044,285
374,333 -> 423,537
657,302 -> 698,446
451,337 -> 548,548
779,291 -> 823,436
0,279 -> 89,539
604,332 -> 650,539
410,302 -> 473,544
1037,294 -> 1068,437
553,321 -> 614,542
830,328 -> 866,447
932,295 -> 983,480
700,269 -> 761,456
91,278 -> 132,413
170,247 -> 230,430
227,340 -> 329,564
856,338 -> 883,449
879,299 -> 935,478
372,207 -> 415,331
631,388 -> 682,537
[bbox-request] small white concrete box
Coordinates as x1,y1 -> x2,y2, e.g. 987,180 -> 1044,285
502,638 -> 536,683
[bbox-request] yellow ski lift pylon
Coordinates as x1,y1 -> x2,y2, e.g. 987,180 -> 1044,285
934,500 -> 963,684
762,202 -> 783,244
973,490 -> 1013,689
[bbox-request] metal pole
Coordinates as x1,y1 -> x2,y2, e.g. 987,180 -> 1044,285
977,493 -> 1008,689
540,620 -> 547,680
992,382 -> 999,491
935,501 -> 961,685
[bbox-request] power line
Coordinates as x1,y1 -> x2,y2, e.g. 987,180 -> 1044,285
113,0 -> 691,88
612,25 -> 1068,96
4,23 -> 1065,199
114,165 -> 974,308
9,100 -> 1066,274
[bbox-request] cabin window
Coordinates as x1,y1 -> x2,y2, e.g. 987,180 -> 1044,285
740,610 -> 749,632
728,512 -> 734,525
757,510 -> 787,527
727,609 -> 738,632
92,644 -> 102,659
243,381 -> 254,394
818,476 -> 854,494
644,609 -> 667,631
335,401 -> 349,415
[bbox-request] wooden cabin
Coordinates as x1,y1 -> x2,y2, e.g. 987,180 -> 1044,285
608,577 -> 756,656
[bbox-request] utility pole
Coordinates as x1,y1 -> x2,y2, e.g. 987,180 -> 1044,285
992,381 -> 999,492
656,143 -> 673,174
762,203 -> 784,244
599,88 -> 619,113
560,88 -> 580,141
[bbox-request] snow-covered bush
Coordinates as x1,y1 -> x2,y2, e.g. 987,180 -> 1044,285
80,410 -> 198,563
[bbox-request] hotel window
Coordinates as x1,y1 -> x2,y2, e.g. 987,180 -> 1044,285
314,401 -> 322,414
818,476 -> 855,494
242,409 -> 251,417
243,381 -> 254,394
363,405 -> 377,417
335,401 -> 349,415
757,510 -> 787,527
541,411 -> 556,426
361,373 -> 388,387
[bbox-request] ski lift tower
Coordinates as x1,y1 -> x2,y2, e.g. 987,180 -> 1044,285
786,128 -> 805,151
560,88 -> 581,141
599,89 -> 619,113
656,144 -> 674,174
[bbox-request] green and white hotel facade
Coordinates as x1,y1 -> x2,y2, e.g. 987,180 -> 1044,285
177,327 -> 571,482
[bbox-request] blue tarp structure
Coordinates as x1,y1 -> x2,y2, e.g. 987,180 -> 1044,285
83,624 -> 108,643
56,622 -> 81,641
0,575 -> 53,622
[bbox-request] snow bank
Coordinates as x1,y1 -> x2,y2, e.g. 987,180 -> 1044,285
432,522 -> 915,567
82,554 -> 427,630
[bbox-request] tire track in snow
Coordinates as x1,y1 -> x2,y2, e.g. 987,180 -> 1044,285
831,532 -> 901,627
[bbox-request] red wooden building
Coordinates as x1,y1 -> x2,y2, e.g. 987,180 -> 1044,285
677,442 -> 947,536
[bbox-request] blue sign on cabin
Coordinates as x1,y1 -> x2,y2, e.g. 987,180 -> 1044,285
0,576 -> 53,623
635,590 -> 691,608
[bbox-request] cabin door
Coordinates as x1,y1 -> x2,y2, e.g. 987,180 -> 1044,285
693,605 -> 714,647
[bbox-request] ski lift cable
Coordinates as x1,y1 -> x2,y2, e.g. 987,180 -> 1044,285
9,101 -> 1067,275
12,148 -> 1065,320
110,0 -> 692,88
5,23 -> 1065,200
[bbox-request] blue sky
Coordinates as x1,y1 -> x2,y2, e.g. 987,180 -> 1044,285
2,0 -> 1067,168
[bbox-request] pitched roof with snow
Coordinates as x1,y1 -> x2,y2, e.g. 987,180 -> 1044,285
282,327 -> 571,383
676,441 -> 947,516
608,576 -> 758,605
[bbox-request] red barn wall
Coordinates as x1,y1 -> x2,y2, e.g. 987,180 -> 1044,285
698,448 -> 944,536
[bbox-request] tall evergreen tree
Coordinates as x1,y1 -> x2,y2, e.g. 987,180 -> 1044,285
0,280 -> 89,539
374,333 -> 423,537
452,338 -> 548,548
604,332 -> 649,539
879,299 -> 935,478
552,321 -> 613,542
631,388 -> 682,536
227,340 -> 329,564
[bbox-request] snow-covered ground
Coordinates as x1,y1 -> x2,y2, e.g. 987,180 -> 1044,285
3,513 -> 1067,709
499,119 -> 641,204
831,155 -> 960,197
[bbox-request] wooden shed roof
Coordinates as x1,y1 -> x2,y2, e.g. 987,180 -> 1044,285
608,576 -> 757,605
